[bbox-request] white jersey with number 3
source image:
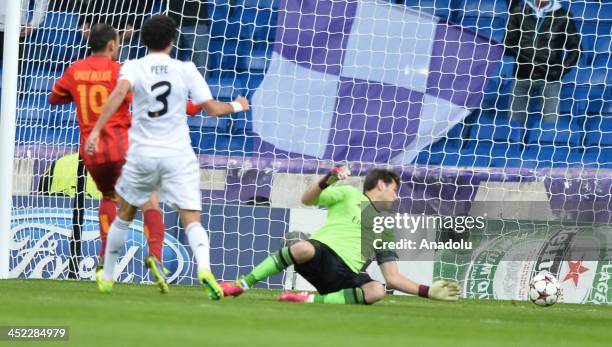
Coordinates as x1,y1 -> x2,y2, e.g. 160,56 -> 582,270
119,53 -> 212,157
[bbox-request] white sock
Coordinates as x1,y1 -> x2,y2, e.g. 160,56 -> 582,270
102,217 -> 130,281
186,223 -> 211,271
239,278 -> 251,290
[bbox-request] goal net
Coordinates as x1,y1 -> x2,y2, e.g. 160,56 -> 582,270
5,0 -> 611,303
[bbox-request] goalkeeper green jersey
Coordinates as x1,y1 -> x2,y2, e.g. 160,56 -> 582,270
309,185 -> 372,273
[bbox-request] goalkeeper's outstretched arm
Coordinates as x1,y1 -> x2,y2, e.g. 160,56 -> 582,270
301,180 -> 326,206
301,166 -> 350,206
380,261 -> 461,301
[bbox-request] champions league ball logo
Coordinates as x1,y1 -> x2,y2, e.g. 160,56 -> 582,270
9,208 -> 191,284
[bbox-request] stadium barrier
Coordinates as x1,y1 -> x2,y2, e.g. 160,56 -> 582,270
8,147 -> 611,304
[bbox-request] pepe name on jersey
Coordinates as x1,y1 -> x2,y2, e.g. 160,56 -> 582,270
150,65 -> 168,75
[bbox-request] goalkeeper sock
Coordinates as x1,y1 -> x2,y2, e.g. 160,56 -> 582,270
186,223 -> 211,271
312,288 -> 367,305
144,209 -> 164,261
98,196 -> 117,258
241,247 -> 295,289
102,216 -> 130,281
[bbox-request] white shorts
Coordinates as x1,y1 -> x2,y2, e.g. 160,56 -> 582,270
116,153 -> 202,211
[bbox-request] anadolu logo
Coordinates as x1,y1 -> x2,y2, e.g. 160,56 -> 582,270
10,208 -> 191,284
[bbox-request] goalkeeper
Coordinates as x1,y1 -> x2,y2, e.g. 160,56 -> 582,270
221,167 -> 460,304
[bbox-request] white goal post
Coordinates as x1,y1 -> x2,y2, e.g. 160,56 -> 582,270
0,0 -> 22,279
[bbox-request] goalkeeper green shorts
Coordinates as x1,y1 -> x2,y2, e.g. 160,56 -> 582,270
295,240 -> 374,295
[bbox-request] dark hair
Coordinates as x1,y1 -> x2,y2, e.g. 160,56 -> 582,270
88,23 -> 117,53
141,15 -> 176,50
363,169 -> 400,193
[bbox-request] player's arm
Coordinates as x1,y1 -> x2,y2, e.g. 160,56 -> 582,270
200,96 -> 250,117
301,166 -> 350,206
84,80 -> 131,155
49,70 -> 74,105
379,260 -> 461,301
49,87 -> 73,105
186,100 -> 202,116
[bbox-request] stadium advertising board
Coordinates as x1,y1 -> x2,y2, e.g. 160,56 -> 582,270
438,224 -> 611,304
9,201 -> 610,303
10,208 -> 191,284
9,201 -> 288,287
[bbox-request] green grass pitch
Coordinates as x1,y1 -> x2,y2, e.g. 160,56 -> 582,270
0,279 -> 610,347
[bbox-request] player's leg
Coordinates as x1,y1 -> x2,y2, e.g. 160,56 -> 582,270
286,281 -> 385,305
179,210 -> 223,300
141,191 -> 164,261
98,196 -> 138,293
278,241 -> 384,305
141,192 -> 169,294
248,241 -> 313,288
86,160 -> 125,269
160,154 -> 221,299
97,191 -> 117,266
89,160 -> 168,292
222,240 -> 316,296
98,155 -> 160,293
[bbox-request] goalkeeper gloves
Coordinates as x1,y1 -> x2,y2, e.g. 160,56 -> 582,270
318,165 -> 350,190
418,280 -> 461,301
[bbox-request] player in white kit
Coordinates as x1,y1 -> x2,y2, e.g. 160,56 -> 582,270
85,15 -> 249,299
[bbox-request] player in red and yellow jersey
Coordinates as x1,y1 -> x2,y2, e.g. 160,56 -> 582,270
49,24 -> 169,291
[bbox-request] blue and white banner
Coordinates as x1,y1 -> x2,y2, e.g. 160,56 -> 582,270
252,0 -> 503,163
9,202 -> 289,288
10,208 -> 191,283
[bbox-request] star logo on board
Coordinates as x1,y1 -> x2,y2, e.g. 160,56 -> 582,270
562,260 -> 590,287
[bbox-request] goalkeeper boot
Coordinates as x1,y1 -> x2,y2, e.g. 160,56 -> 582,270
198,269 -> 224,300
220,280 -> 244,297
144,255 -> 169,294
96,272 -> 113,294
278,291 -> 311,303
